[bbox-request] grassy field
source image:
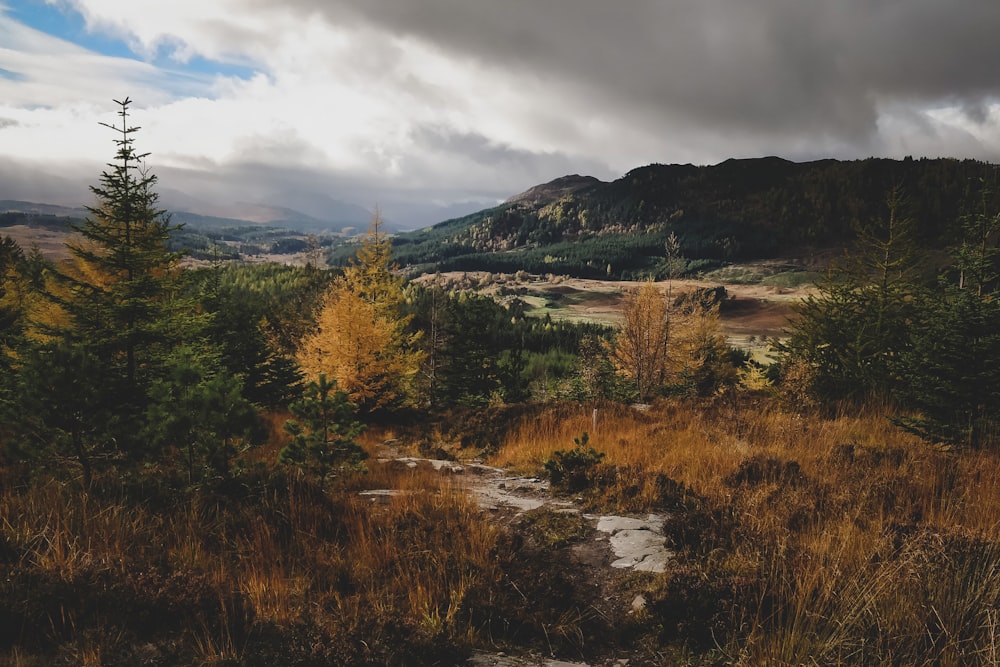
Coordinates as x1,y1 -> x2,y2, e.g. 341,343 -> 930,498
491,397 -> 1000,665
416,270 -> 812,361
5,394 -> 999,665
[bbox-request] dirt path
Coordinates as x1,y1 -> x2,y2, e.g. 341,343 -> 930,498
379,456 -> 673,573
368,451 -> 672,666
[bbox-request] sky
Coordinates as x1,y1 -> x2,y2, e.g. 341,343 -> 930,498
2,0 -> 1000,229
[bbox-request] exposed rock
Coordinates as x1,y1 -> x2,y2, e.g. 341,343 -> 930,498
595,514 -> 672,573
358,489 -> 409,504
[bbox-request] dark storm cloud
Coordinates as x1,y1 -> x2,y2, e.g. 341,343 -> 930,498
407,125 -> 612,186
279,0 -> 1000,152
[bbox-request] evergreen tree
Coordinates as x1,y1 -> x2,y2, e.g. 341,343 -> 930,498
953,178 -> 1000,296
897,178 -> 1000,447
280,374 -> 366,486
782,188 -> 924,402
437,292 -> 508,408
196,265 -> 302,407
45,98 -> 190,450
16,342 -> 108,486
145,346 -> 259,482
403,279 -> 449,407
896,287 -> 1000,448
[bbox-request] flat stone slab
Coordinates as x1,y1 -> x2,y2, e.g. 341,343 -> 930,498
596,515 -> 662,534
595,514 -> 672,573
358,489 -> 409,504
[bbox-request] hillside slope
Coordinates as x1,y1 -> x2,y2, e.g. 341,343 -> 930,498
391,156 -> 998,279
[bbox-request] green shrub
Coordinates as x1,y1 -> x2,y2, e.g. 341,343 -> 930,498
543,432 -> 605,493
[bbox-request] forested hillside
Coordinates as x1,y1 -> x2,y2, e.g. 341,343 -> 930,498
386,156 -> 999,279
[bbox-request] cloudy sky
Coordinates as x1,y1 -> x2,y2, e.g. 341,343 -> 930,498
2,0 -> 1000,228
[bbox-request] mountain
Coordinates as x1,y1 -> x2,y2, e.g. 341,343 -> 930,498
160,192 -> 372,234
0,200 -> 88,218
0,198 -> 363,262
1,196 -> 370,233
390,156 -> 1000,279
505,174 -> 605,206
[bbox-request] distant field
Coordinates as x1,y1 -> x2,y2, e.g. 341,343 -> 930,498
415,270 -> 814,360
0,224 -> 73,261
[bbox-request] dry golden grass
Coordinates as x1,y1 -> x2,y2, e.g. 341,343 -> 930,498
5,395 -> 1000,664
492,395 -> 1000,664
0,456 -> 506,665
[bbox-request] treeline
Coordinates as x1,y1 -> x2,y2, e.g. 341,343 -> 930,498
390,156 -> 1000,279
782,185 -> 1000,447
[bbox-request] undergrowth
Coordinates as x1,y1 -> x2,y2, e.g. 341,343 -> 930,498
0,460 -> 504,666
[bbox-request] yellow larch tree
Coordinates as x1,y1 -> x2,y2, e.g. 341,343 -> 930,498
609,280 -> 671,401
297,212 -> 424,411
609,281 -> 731,400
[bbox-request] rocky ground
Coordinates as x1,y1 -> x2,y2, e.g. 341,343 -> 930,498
367,446 -> 676,666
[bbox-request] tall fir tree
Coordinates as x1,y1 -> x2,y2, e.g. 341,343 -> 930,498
45,98 -> 191,452
897,177 -> 1000,447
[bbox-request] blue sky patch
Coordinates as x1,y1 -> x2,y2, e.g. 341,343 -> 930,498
6,1 -> 257,80
0,67 -> 25,81
8,0 -> 136,60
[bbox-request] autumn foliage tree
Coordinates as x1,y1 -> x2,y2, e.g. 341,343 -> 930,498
609,281 -> 730,401
610,280 -> 671,401
298,213 -> 424,411
0,237 -> 27,375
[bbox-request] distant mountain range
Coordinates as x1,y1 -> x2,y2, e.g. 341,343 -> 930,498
0,197 -> 377,262
389,156 -> 1000,279
0,198 -> 372,235
7,156 -> 1000,277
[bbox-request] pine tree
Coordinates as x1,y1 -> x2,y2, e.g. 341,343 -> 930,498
897,178 -> 1000,447
16,342 -> 108,486
145,346 -> 259,482
280,374 -> 366,486
46,98 -> 190,451
437,292 -> 507,408
896,287 -> 1000,448
782,188 -> 923,402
